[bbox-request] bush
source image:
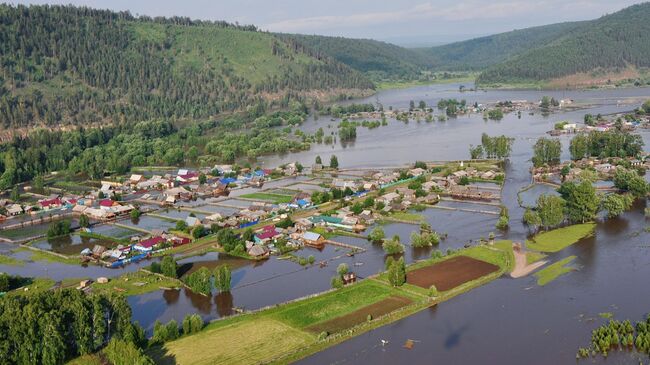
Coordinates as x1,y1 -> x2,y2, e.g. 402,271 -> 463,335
382,236 -> 404,254
47,220 -> 71,238
214,265 -> 232,292
308,255 -> 315,264
103,339 -> 154,365
496,216 -> 509,230
387,257 -> 406,287
318,331 -> 329,340
337,263 -> 349,276
160,256 -> 177,278
184,267 -> 212,295
182,314 -> 204,336
428,285 -> 439,297
367,227 -> 385,243
331,276 -> 343,289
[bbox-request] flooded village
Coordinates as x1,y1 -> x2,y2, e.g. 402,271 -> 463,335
1,83 -> 650,365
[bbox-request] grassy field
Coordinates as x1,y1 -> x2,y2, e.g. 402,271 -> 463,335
239,192 -> 294,204
526,223 -> 596,253
0,254 -> 24,266
270,280 -> 402,328
386,211 -> 426,222
535,256 -> 577,286
18,247 -> 80,265
151,280 -> 420,364
65,354 -> 103,365
92,270 -> 183,296
526,251 -> 547,265
157,318 -> 312,365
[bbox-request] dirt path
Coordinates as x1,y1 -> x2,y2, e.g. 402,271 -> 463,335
510,244 -> 547,278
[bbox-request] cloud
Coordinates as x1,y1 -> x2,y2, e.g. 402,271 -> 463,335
262,0 -> 638,33
263,1 -> 542,32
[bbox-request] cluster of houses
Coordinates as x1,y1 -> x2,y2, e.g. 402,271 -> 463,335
0,193 -> 136,221
81,230 -> 191,267
532,156 -> 649,183
241,221 -> 327,259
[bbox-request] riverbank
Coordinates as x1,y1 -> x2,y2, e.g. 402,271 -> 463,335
147,243 -> 513,365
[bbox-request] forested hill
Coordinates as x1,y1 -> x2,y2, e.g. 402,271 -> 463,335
0,4 -> 372,129
280,34 -> 430,81
476,3 -> 650,85
417,21 -> 586,71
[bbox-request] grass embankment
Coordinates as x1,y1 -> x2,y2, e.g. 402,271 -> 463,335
66,354 -> 102,365
92,270 -> 183,296
0,254 -> 24,266
239,192 -> 294,204
17,246 -> 80,265
526,223 -> 596,253
377,242 -> 514,297
150,280 -> 418,365
375,74 -> 477,90
7,277 -> 85,297
534,256 -> 577,286
383,211 -> 426,223
526,251 -> 547,265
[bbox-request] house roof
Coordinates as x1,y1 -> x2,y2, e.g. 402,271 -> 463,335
185,216 -> 201,226
138,236 -> 165,249
248,244 -> 269,257
302,232 -> 322,241
40,198 -> 62,207
99,199 -> 114,207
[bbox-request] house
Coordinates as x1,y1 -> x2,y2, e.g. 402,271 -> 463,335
72,205 -> 88,215
170,236 -> 191,247
247,244 -> 270,258
39,198 -> 62,210
6,204 -> 23,216
595,163 -> 614,173
99,199 -> 116,209
164,187 -> 192,201
294,218 -> 313,231
185,216 -> 202,227
301,231 -> 325,248
129,174 -> 145,184
378,192 -> 400,204
84,207 -> 115,220
206,213 -> 223,222
342,272 -> 357,285
422,181 -> 438,192
133,236 -> 166,252
254,225 -> 280,243
480,170 -> 496,180
409,167 -> 426,176
363,182 -> 378,191
176,171 -> 199,183
396,188 -> 416,201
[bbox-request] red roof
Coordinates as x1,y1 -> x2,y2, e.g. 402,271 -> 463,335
171,237 -> 191,246
67,199 -> 77,205
256,225 -> 279,240
178,172 -> 199,180
40,198 -> 62,208
138,236 -> 166,249
99,199 -> 114,207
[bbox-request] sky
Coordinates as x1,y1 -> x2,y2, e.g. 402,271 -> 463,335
10,0 -> 647,46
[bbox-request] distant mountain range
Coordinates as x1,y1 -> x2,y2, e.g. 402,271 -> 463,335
286,2 -> 650,87
1,2 -> 648,129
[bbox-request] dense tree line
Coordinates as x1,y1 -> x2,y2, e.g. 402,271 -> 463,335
569,130 -> 644,160
478,3 -> 650,84
0,290 -> 144,365
0,4 -> 372,129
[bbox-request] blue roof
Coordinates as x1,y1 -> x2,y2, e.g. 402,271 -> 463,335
296,199 -> 309,206
220,177 -> 237,184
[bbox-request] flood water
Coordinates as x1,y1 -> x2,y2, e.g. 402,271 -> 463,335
288,84 -> 650,364
2,83 -> 649,364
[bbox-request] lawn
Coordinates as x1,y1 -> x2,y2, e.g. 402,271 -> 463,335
526,223 -> 596,253
239,192 -> 294,204
270,280 -> 400,329
92,270 -> 183,296
535,256 -> 577,286
154,317 -> 313,365
0,254 -> 24,266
